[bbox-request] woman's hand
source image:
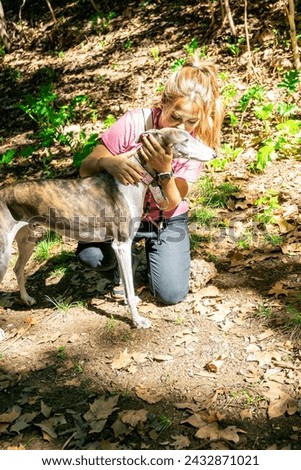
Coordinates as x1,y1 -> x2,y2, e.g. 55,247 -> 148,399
99,150 -> 144,185
79,144 -> 143,185
139,134 -> 173,173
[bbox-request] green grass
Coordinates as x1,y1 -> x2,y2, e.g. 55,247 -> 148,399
195,176 -> 239,208
34,231 -> 62,262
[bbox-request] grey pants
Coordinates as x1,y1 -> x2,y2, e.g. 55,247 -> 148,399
76,213 -> 190,305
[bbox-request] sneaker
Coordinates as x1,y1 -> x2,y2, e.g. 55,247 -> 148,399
111,281 -> 125,300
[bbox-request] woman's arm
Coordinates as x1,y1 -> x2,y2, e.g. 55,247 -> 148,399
79,143 -> 144,185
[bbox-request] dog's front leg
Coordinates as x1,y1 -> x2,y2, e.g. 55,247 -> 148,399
112,238 -> 152,329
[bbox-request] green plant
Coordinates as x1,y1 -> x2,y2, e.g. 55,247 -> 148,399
184,37 -> 199,56
190,233 -> 211,250
196,176 -> 239,208
238,85 -> 266,113
72,131 -> 99,167
171,58 -> 186,72
74,363 -> 84,373
49,266 -> 69,279
0,44 -> 5,56
106,315 -> 117,332
57,346 -> 66,360
278,70 -> 300,95
254,190 -> 280,226
46,295 -> 80,314
237,231 -> 254,250
103,113 -> 116,129
156,83 -> 165,93
125,39 -> 133,50
264,233 -> 284,246
190,207 -> 216,226
91,10 -> 117,34
254,304 -> 273,318
19,86 -> 99,166
199,45 -> 207,58
158,414 -> 171,432
226,36 -> 245,56
150,47 -> 160,62
284,304 -> 301,329
0,149 -> 17,166
34,231 -> 62,262
221,83 -> 237,105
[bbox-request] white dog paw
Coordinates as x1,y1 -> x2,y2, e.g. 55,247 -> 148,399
23,295 -> 36,306
135,316 -> 152,329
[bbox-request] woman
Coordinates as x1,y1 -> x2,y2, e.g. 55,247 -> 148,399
77,58 -> 224,304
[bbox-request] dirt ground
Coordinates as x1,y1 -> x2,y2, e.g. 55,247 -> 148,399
0,0 -> 301,451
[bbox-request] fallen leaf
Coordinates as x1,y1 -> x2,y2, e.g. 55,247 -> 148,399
25,316 -> 36,326
89,419 -> 107,433
195,422 -> 246,443
180,413 -> 207,428
267,391 -> 298,419
257,329 -> 274,341
5,444 -> 26,450
171,434 -> 190,449
173,402 -> 201,413
196,286 -> 221,298
195,422 -> 219,440
240,409 -> 253,420
0,406 -> 22,423
41,401 -> 52,418
220,425 -> 246,443
205,354 -> 227,373
111,348 -> 132,370
132,352 -> 149,364
111,417 -> 131,438
100,439 -> 119,450
246,350 -> 282,367
35,415 -> 67,439
268,281 -> 289,297
135,386 -> 162,404
10,412 -> 38,434
84,395 -> 119,422
120,409 -> 148,427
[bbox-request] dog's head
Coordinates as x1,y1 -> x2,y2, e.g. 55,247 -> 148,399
139,128 -> 216,162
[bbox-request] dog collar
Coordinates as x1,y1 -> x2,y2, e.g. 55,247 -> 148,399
133,155 -> 168,208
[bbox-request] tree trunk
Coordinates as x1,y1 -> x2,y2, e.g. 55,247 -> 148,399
285,0 -> 301,70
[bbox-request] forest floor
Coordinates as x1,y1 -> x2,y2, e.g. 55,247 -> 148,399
0,0 -> 301,451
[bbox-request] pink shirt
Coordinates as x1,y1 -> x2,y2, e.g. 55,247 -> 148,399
101,108 -> 203,221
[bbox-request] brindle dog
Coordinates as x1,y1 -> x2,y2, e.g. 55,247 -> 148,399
0,128 -> 215,328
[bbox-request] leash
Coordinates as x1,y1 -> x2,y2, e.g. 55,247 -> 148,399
133,153 -> 169,209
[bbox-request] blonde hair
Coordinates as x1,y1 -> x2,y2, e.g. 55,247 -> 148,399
160,58 -> 224,149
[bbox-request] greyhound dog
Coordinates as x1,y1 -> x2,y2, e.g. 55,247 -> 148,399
0,128 -> 215,328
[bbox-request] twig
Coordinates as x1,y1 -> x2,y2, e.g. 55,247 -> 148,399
45,0 -> 57,24
222,0 -> 237,37
19,0 -> 27,22
89,0 -> 101,12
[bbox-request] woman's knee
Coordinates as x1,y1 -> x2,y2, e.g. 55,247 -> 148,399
152,282 -> 189,305
76,243 -> 116,270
